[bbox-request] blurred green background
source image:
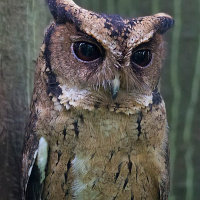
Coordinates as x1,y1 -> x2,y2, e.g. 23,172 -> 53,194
0,0 -> 200,199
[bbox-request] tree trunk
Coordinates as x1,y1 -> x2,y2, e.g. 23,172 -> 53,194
0,0 -> 51,199
0,0 -> 199,200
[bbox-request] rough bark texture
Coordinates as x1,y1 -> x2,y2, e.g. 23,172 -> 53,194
0,0 -> 51,199
0,1 -> 29,199
0,0 -> 200,200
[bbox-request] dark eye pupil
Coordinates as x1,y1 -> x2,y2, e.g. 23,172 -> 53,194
74,42 -> 101,62
131,50 -> 152,67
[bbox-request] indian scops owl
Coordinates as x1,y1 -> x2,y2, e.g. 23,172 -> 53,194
21,0 -> 174,199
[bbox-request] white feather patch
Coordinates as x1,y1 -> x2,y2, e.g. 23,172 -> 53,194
25,149 -> 39,191
37,137 -> 48,184
72,155 -> 91,198
135,94 -> 153,106
58,84 -> 91,109
28,150 -> 38,178
57,83 -> 153,115
52,97 -> 63,111
72,155 -> 91,176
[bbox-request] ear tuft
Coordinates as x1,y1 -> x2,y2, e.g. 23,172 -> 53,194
154,13 -> 174,34
48,0 -> 79,24
48,0 -> 59,20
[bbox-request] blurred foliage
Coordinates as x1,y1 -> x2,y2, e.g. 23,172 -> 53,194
0,0 -> 199,199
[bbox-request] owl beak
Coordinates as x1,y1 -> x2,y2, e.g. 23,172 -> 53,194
111,75 -> 120,100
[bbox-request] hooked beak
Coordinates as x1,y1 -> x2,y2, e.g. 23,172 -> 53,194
111,75 -> 120,100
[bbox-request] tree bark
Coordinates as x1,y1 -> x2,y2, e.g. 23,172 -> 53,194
0,0 -> 51,199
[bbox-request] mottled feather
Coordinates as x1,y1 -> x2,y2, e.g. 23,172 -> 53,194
21,0 -> 174,199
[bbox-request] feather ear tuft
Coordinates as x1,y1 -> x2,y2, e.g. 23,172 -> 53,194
48,0 -> 81,24
154,13 -> 174,34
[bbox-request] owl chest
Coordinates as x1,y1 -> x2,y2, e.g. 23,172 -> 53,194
39,106 -> 167,200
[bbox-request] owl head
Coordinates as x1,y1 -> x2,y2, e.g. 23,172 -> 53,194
43,0 -> 174,114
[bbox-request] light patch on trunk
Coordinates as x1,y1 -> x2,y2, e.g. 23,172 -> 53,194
37,137 -> 48,184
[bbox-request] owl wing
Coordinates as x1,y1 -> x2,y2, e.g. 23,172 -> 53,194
23,156 -> 42,200
159,133 -> 170,200
21,109 -> 49,200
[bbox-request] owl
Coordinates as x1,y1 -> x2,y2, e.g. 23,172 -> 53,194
21,0 -> 174,199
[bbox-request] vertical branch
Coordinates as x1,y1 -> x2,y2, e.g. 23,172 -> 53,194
0,0 -> 51,198
152,0 -> 159,14
117,0 -> 128,17
169,0 -> 182,199
183,21 -> 200,200
0,1 -> 30,199
91,0 -> 100,12
80,0 -> 90,9
126,0 -> 135,17
106,0 -> 116,14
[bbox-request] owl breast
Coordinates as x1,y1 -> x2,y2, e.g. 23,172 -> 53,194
36,96 -> 167,200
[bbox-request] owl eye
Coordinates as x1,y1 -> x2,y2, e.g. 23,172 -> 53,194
131,50 -> 152,68
73,42 -> 102,62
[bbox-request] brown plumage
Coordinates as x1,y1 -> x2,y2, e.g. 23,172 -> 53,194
21,0 -> 174,199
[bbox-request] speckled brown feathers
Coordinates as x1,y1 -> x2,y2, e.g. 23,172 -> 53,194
21,0 -> 174,199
